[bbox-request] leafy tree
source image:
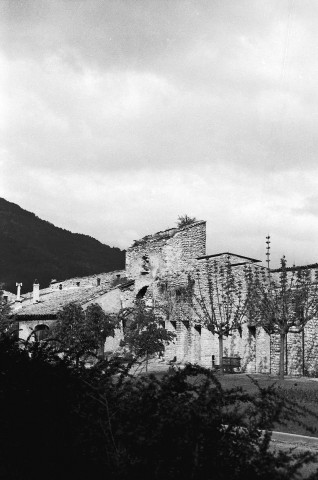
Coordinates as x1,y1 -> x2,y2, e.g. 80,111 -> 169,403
50,303 -> 87,366
85,303 -> 118,359
119,302 -> 176,371
246,257 -> 318,379
191,257 -> 250,374
177,214 -> 197,228
50,302 -> 117,366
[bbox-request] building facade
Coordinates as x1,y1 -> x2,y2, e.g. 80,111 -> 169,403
12,220 -> 318,376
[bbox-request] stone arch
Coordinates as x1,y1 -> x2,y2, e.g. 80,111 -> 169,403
33,324 -> 50,341
136,285 -> 148,299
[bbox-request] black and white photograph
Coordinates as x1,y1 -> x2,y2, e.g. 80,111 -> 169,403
2,1 -> 318,479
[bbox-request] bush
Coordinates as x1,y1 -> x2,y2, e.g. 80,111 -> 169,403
0,337 -> 316,480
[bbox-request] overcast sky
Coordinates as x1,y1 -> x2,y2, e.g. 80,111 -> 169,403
2,0 -> 318,267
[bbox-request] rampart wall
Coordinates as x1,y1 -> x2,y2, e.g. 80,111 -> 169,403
125,221 -> 206,281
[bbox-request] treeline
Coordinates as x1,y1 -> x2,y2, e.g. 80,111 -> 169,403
0,197 -> 125,292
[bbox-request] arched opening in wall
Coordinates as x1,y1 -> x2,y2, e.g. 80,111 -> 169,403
248,326 -> 256,338
136,285 -> 148,299
194,325 -> 201,335
33,324 -> 50,341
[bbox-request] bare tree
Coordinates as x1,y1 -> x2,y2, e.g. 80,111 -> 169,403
246,257 -> 318,379
191,257 -> 250,374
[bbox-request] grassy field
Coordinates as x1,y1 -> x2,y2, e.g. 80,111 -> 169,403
218,373 -> 318,437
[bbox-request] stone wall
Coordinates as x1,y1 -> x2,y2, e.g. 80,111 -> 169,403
125,221 -> 206,281
267,321 -> 318,377
19,217 -> 318,376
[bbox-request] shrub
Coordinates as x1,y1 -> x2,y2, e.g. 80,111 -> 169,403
0,338 -> 316,480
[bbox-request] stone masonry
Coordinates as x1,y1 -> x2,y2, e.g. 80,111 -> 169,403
15,219 -> 318,376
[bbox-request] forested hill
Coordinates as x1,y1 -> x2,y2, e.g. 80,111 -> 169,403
0,198 -> 125,293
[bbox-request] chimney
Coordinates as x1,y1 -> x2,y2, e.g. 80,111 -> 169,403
16,282 -> 23,302
33,279 -> 40,303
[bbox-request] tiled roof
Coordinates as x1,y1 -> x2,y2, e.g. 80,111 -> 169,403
15,284 -> 116,318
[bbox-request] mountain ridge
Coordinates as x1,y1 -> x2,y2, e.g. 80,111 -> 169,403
0,197 -> 125,293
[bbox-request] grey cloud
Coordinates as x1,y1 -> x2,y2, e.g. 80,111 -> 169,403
3,0 -> 318,267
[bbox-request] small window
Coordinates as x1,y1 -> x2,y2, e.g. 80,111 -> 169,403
76,282 -> 80,287
141,255 -> 150,274
97,278 -> 101,286
59,284 -> 62,290
3,295 -> 8,303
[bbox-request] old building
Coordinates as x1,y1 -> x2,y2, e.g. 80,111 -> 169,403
12,220 -> 318,376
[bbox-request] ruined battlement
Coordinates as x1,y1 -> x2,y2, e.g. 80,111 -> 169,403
126,221 -> 206,280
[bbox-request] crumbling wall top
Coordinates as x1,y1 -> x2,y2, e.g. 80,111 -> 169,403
131,220 -> 206,247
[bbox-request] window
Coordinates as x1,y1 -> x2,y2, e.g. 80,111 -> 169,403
97,278 -> 101,286
141,255 -> 150,274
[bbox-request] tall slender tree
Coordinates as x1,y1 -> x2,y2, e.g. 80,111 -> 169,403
191,257 -> 250,374
246,257 -> 318,379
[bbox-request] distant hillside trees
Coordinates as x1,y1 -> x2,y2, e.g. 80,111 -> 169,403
0,197 -> 125,293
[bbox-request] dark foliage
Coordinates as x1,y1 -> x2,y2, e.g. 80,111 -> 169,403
49,302 -> 118,364
0,197 -> 125,292
0,334 -> 316,480
119,302 -> 176,368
